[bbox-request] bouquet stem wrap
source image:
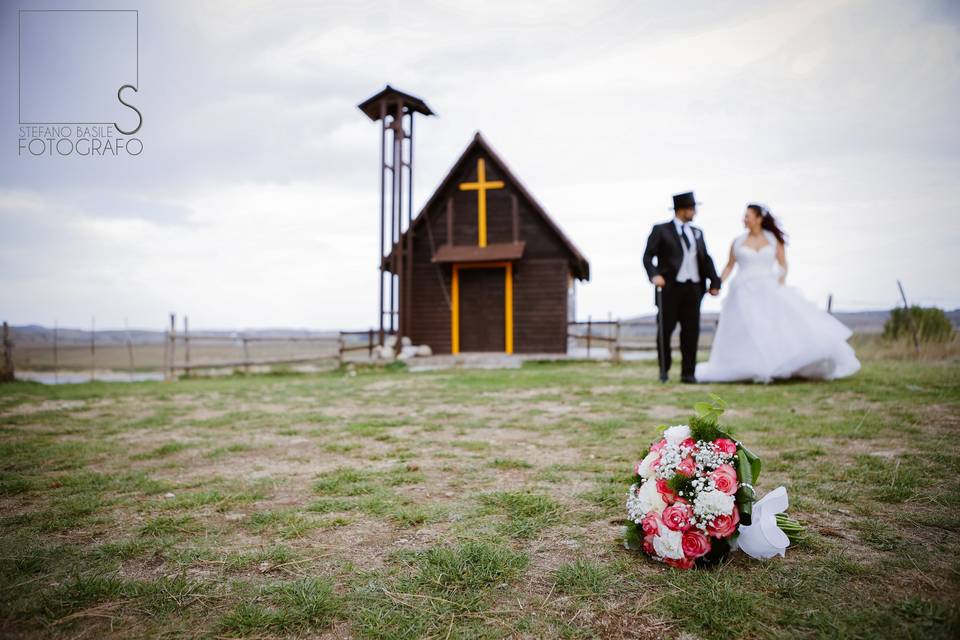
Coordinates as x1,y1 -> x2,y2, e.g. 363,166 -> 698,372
734,486 -> 791,559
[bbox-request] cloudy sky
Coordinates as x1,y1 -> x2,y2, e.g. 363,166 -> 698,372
2,0 -> 958,331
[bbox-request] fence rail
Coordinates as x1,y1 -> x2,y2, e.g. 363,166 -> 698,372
161,316 -> 396,380
567,316 -> 717,359
4,314 -> 706,382
1,314 -> 400,382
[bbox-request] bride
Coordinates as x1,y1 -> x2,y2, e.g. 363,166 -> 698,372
696,204 -> 860,383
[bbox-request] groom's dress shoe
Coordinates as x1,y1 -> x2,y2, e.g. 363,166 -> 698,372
681,376 -> 698,384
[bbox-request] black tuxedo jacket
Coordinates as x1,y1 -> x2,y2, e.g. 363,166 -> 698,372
642,221 -> 722,296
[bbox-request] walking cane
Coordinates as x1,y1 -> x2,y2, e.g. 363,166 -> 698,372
656,286 -> 667,382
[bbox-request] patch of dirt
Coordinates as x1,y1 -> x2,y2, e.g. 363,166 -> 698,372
636,404 -> 690,422
478,388 -> 555,400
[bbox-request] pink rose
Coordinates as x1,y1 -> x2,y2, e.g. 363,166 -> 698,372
680,437 -> 697,450
711,464 -> 739,495
676,457 -> 696,477
650,439 -> 667,453
665,556 -> 695,570
642,534 -> 656,556
714,438 -> 737,456
681,530 -> 711,559
656,478 -> 677,504
633,462 -> 642,477
707,508 -> 740,539
640,512 -> 662,536
661,503 -> 693,532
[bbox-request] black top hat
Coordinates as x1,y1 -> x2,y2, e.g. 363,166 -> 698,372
672,191 -> 700,210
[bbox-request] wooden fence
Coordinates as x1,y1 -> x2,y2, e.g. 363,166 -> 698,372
1,317 -> 397,383
162,316 -> 395,380
567,316 -> 717,360
1,322 -> 13,382
3,314 -> 714,384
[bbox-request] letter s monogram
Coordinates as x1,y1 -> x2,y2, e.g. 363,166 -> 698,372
115,84 -> 143,135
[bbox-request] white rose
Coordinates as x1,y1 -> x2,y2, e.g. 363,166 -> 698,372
694,489 -> 735,517
638,478 -> 667,514
627,479 -> 666,521
663,425 -> 691,445
652,527 -> 684,560
636,450 -> 659,479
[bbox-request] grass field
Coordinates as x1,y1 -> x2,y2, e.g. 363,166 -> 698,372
1,354 -> 958,639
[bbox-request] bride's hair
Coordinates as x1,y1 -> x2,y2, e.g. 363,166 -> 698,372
746,203 -> 788,245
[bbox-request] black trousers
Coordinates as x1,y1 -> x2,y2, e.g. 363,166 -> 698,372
656,281 -> 703,379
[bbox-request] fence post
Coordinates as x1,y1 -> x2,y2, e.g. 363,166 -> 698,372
827,294 -> 833,314
897,280 -> 920,355
586,315 -> 592,358
1,322 -> 13,383
167,313 -> 176,381
184,316 -> 191,378
613,320 -> 621,363
242,334 -> 250,374
368,328 -> 374,358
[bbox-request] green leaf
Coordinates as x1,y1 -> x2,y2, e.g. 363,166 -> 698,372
693,402 -> 714,416
734,449 -> 758,519
694,396 -> 727,421
738,444 -> 762,485
708,394 -> 728,410
735,484 -> 756,512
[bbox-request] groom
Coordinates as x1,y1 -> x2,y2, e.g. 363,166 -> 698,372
642,191 -> 722,383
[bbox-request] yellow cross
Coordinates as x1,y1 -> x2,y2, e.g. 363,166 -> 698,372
459,158 -> 504,247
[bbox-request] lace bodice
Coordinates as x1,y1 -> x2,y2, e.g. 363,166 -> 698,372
734,231 -> 778,281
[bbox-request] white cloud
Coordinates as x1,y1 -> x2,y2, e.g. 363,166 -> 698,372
2,0 -> 958,330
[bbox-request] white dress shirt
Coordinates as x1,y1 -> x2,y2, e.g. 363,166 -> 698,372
672,218 -> 700,283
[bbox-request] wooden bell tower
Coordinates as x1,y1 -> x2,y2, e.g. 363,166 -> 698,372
357,86 -> 435,343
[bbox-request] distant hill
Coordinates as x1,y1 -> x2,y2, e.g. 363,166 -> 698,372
9,325 -> 340,346
618,308 -> 959,337
9,309 -> 958,344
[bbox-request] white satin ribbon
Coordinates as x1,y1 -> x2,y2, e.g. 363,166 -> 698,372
734,486 -> 791,559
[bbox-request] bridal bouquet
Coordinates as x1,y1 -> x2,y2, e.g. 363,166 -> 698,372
624,396 -> 803,569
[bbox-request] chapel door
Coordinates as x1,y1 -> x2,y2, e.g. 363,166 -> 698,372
458,267 -> 506,352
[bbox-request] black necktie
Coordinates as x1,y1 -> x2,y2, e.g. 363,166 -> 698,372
680,224 -> 691,250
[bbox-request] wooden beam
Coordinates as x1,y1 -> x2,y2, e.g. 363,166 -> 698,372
505,262 -> 514,354
451,265 -> 460,354
446,197 -> 453,245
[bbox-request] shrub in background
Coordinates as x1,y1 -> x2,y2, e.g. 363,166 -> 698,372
883,306 -> 954,343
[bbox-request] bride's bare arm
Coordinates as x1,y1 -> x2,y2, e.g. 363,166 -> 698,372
720,242 -> 736,283
776,242 -> 788,284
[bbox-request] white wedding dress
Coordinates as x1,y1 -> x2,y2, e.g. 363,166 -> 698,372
696,231 -> 860,383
